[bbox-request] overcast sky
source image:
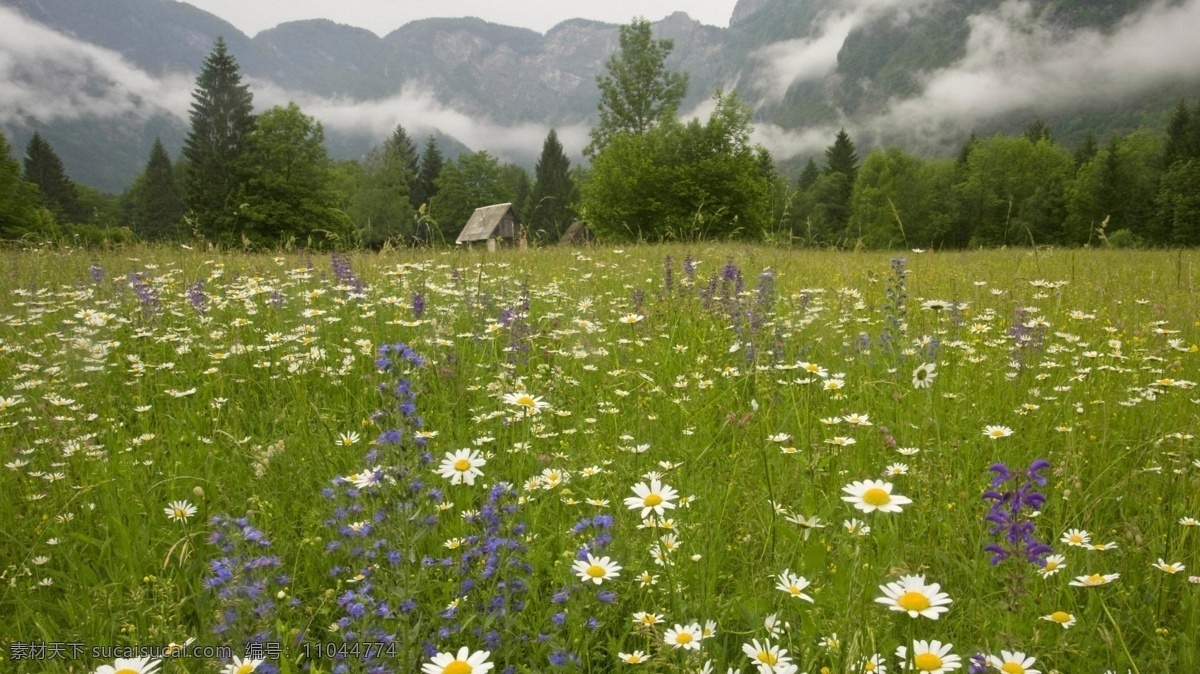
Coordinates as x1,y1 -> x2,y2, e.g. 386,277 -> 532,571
182,0 -> 742,36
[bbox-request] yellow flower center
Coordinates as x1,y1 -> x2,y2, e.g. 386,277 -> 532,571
1087,574 -> 1105,584
515,395 -> 536,407
789,585 -> 803,595
991,430 -> 1006,437
236,665 -> 256,674
174,509 -> 188,519
864,662 -> 877,672
897,591 -> 931,612
1050,611 -> 1071,623
1068,534 -> 1083,543
627,655 -> 642,663
454,459 -> 472,471
675,632 -> 693,644
914,653 -> 943,671
443,661 -> 473,674
1044,560 -> 1058,570
862,488 -> 891,506
586,564 -> 607,578
757,652 -> 777,665
1002,663 -> 1025,674
641,615 -> 657,624
644,494 -> 663,507
115,670 -> 139,674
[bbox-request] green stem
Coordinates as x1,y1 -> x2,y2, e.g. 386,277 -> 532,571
1100,594 -> 1142,674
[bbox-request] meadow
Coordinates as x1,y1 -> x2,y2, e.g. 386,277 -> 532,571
1,244 -> 1198,674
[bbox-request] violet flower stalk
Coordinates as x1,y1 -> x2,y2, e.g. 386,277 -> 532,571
982,459 -> 1053,566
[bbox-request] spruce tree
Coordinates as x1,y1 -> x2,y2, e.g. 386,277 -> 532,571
1024,120 -> 1054,144
411,136 -> 443,211
796,159 -> 820,190
23,132 -> 85,223
530,129 -> 576,241
134,138 -> 185,240
352,125 -> 419,247
385,125 -> 420,178
1073,132 -> 1098,171
824,130 -> 859,181
1,131 -> 42,238
183,37 -> 256,241
1163,101 -> 1195,169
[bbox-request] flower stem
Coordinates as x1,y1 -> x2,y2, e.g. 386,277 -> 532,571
1100,594 -> 1142,674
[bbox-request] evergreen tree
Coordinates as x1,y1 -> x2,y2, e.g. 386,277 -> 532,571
352,125 -> 419,247
586,18 -> 688,157
530,129 -> 577,242
1073,132 -> 1098,171
411,136 -> 443,211
132,138 -> 185,240
824,130 -> 860,181
0,131 -> 43,238
1024,120 -> 1054,144
23,132 -> 84,223
1163,101 -> 1197,169
183,37 -> 256,242
796,159 -> 820,191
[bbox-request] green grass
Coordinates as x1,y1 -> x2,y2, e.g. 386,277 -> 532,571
1,244 -> 1198,673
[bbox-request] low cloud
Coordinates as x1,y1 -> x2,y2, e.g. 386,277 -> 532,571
751,0 -> 946,103
0,5 -> 585,163
758,0 -> 1200,160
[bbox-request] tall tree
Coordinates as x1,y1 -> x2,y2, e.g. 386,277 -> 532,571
352,125 -> 419,247
23,132 -> 84,223
1073,132 -> 1098,171
431,151 -> 512,242
183,37 -> 256,242
237,103 -> 351,246
1024,120 -> 1054,144
131,138 -> 185,240
824,130 -> 860,180
1,131 -> 43,238
411,136 -> 443,211
585,18 -> 688,157
1163,101 -> 1199,169
810,129 -> 860,240
796,159 -> 820,191
530,129 -> 577,242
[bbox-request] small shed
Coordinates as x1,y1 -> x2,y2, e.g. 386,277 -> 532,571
559,221 -> 596,245
456,203 -> 520,250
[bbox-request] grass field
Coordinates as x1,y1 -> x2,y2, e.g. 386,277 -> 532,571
2,244 -> 1199,674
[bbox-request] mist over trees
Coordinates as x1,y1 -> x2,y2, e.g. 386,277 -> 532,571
3,24 -> 1200,249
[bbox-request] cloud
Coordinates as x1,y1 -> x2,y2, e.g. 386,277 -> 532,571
0,6 -> 194,125
750,0 -> 946,103
755,0 -> 1200,160
248,80 -> 590,161
0,5 -> 586,163
867,0 -> 1200,145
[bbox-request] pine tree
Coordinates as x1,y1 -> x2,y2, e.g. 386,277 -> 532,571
1163,101 -> 1195,169
586,18 -> 688,157
23,132 -> 85,223
385,125 -> 420,178
824,130 -> 859,181
530,129 -> 576,242
411,136 -> 443,212
1,130 -> 42,238
183,37 -> 256,241
353,125 -> 419,247
133,138 -> 185,240
1073,132 -> 1098,171
796,159 -> 820,190
1024,120 -> 1054,144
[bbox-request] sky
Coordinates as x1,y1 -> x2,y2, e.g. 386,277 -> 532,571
182,0 -> 742,36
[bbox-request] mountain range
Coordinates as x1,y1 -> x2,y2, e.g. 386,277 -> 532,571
2,0 -> 1199,192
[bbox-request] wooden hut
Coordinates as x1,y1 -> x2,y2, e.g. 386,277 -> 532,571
456,203 -> 520,250
559,221 -> 595,245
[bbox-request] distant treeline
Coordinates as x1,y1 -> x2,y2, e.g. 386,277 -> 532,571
2,32 -> 1200,249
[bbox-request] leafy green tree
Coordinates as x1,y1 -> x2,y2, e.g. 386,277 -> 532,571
581,91 -> 770,242
431,151 -> 512,243
236,103 -> 351,246
183,37 -> 256,242
0,131 -> 43,238
23,132 -> 84,223
585,18 -> 688,157
128,138 -> 185,240
529,129 -> 577,242
956,135 -> 1073,246
1067,132 -> 1163,244
848,147 -> 927,248
807,129 -> 859,241
351,125 -> 419,247
411,136 -> 443,212
501,164 -> 533,228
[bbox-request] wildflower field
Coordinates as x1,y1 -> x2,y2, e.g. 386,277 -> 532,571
2,245 -> 1199,674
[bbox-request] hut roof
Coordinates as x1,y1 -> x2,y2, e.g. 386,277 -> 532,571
560,221 -> 595,244
456,203 -> 517,244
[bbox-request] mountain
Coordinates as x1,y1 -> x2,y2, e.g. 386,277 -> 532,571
2,0 -> 1198,192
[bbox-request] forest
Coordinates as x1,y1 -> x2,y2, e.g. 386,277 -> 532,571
3,20 -> 1200,249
